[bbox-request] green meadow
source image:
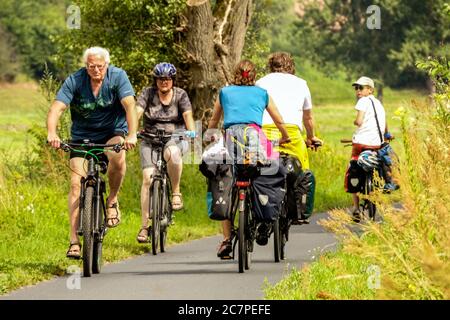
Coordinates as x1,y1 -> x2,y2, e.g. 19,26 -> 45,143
0,66 -> 425,294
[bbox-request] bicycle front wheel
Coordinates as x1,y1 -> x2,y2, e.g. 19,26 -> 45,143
82,186 -> 94,277
273,218 -> 281,263
160,182 -> 171,253
151,180 -> 161,255
92,202 -> 104,274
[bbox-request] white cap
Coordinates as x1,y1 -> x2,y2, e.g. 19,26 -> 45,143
352,76 -> 374,88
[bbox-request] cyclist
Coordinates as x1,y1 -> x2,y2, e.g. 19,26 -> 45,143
47,46 -> 138,259
345,76 -> 397,221
257,52 -> 322,242
136,62 -> 196,243
207,59 -> 290,259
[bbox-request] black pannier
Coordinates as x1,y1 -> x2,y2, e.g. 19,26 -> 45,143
200,161 -> 233,221
345,160 -> 366,193
282,155 -> 316,220
250,162 -> 286,222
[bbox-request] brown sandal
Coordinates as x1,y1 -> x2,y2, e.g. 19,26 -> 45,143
136,227 -> 150,243
172,193 -> 184,211
66,242 -> 81,259
106,200 -> 121,228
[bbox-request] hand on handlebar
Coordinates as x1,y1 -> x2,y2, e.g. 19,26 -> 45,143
384,132 -> 394,141
124,133 -> 137,150
279,136 -> 291,145
47,133 -> 61,149
306,136 -> 323,151
184,130 -> 197,139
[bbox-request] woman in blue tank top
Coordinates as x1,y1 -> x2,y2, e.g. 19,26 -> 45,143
207,59 -> 290,259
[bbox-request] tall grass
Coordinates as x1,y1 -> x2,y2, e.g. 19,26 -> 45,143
265,63 -> 449,299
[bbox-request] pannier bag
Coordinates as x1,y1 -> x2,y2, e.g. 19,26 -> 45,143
200,138 -> 233,221
295,169 -> 316,219
345,160 -> 366,193
282,155 -> 316,220
201,162 -> 234,220
250,163 -> 286,222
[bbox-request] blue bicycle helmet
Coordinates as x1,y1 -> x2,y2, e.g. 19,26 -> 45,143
152,62 -> 177,78
357,150 -> 379,172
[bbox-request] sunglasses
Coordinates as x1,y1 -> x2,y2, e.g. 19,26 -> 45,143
354,85 -> 365,91
157,77 -> 172,82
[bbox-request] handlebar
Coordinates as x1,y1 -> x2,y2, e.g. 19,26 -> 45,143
57,141 -> 124,153
137,130 -> 196,142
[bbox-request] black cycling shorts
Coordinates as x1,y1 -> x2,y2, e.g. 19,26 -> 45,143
69,132 -> 125,160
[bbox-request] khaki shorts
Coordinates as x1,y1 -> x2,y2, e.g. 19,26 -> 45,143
140,139 -> 189,169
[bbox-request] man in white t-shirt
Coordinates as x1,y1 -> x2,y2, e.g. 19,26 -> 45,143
256,52 -> 322,169
256,52 -> 322,234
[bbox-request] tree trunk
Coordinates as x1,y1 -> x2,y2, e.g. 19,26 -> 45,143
376,83 -> 383,103
185,0 -> 253,125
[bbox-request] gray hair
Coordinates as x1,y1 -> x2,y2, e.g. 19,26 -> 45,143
82,47 -> 110,64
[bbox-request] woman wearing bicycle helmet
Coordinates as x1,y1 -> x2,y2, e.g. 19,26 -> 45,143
136,62 -> 195,243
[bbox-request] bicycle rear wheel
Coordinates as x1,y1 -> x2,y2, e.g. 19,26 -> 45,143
273,218 -> 281,263
238,193 -> 247,273
151,180 -> 161,255
364,175 -> 376,221
82,186 -> 94,277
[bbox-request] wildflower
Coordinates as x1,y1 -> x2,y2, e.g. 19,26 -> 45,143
394,107 -> 406,116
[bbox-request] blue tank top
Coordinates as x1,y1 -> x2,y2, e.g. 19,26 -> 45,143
219,85 -> 268,129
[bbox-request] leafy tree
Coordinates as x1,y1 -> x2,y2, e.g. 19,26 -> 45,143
54,0 -> 270,120
283,0 -> 450,91
0,24 -> 20,82
0,0 -> 68,79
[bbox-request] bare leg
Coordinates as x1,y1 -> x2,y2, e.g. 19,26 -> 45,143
68,158 -> 87,247
222,220 -> 232,240
140,167 -> 155,228
104,136 -> 125,227
164,145 -> 182,194
352,194 -> 359,211
105,136 -> 126,206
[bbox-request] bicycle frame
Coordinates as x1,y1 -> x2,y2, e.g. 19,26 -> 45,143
78,157 -> 107,240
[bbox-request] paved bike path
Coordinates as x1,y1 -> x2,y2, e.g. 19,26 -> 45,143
2,213 -> 336,300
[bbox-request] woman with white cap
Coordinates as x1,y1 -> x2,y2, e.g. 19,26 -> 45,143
345,76 -> 396,221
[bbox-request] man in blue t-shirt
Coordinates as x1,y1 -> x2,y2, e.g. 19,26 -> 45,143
47,47 -> 138,259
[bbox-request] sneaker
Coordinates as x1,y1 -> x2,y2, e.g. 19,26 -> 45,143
292,218 -> 310,225
383,183 -> 400,192
256,223 -> 270,246
217,239 -> 232,259
352,209 -> 361,223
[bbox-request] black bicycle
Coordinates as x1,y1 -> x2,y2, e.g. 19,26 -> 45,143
138,129 -> 191,255
228,165 -> 258,273
59,141 -> 122,277
277,141 -> 322,260
341,139 -> 380,221
228,161 -> 282,273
